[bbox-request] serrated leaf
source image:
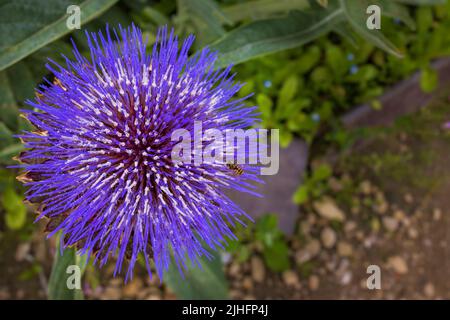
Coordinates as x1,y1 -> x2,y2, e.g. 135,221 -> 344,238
165,251 -> 228,299
0,0 -> 118,72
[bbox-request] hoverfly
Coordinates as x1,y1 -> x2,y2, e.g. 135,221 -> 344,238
226,163 -> 244,176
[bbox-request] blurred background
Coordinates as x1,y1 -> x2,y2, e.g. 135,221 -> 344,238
1,0 -> 450,299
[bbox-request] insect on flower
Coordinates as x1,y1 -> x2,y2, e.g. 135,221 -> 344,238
16,25 -> 262,281
226,163 -> 244,176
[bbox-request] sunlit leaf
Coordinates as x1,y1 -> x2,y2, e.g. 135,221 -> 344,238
0,0 -> 118,72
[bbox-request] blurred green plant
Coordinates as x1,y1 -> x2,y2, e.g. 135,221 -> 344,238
293,163 -> 332,204
165,251 -> 229,299
48,234 -> 87,300
234,1 -> 450,148
0,169 -> 26,230
227,213 -> 291,272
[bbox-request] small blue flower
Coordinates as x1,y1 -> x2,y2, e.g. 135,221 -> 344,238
17,25 -> 260,281
311,113 -> 320,122
350,65 -> 359,75
263,80 -> 272,88
347,53 -> 354,61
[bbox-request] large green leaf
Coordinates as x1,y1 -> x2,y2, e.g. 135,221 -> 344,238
222,0 -> 309,24
48,235 -> 87,300
209,0 -> 421,68
210,6 -> 345,69
165,251 -> 229,299
0,0 -> 118,72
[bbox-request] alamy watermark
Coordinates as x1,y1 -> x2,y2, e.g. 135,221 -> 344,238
366,264 -> 381,290
366,5 -> 381,30
171,122 -> 279,175
66,265 -> 82,290
66,5 -> 81,30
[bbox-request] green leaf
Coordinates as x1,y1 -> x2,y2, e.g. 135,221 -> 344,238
333,22 -> 359,47
420,66 -> 438,93
165,251 -> 229,299
326,44 -> 347,77
176,0 -> 231,45
0,143 -> 24,161
210,0 -> 415,69
141,7 -> 170,26
0,60 -> 37,139
255,214 -> 278,237
209,7 -> 345,69
349,65 -> 379,82
0,0 -> 118,72
222,0 -> 309,24
2,185 -> 26,230
311,164 -> 332,181
0,73 -> 19,132
417,6 -> 434,35
293,184 -> 309,204
48,235 -> 87,300
263,240 -> 290,272
7,62 -> 36,103
256,93 -> 273,119
295,46 -> 321,74
310,66 -> 332,89
279,130 -> 293,148
277,75 -> 299,110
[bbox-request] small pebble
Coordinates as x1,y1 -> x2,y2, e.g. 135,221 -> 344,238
387,256 -> 408,275
308,275 -> 320,291
251,256 -> 265,283
282,270 -> 300,288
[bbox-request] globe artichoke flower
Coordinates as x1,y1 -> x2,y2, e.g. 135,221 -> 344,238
16,25 -> 261,280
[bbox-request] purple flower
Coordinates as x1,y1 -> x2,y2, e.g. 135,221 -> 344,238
17,25 -> 260,281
